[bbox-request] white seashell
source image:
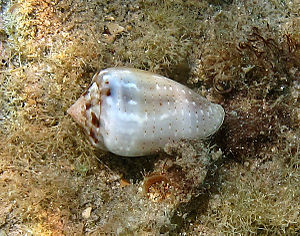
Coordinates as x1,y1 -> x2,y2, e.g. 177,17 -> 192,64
68,68 -> 225,157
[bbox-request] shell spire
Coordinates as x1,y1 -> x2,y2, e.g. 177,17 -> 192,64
68,67 -> 225,157
67,96 -> 87,128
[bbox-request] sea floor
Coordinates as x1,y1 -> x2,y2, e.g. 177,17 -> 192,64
0,0 -> 299,235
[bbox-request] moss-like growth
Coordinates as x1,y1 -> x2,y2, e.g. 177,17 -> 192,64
190,3 -> 299,161
194,130 -> 300,234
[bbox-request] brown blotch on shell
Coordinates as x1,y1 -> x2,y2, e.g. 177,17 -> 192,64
89,128 -> 98,143
106,88 -> 111,96
82,90 -> 89,97
91,112 -> 100,128
85,103 -> 91,110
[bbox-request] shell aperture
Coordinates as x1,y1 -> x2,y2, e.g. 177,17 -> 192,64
67,68 -> 225,157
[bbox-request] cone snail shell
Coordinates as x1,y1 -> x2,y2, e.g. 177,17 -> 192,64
67,67 -> 225,157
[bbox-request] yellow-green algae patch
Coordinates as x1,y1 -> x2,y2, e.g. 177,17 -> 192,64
0,0 -> 299,234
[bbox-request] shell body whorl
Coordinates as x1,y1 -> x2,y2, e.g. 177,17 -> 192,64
68,68 -> 225,157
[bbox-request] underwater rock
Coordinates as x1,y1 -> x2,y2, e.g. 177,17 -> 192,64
68,68 -> 224,156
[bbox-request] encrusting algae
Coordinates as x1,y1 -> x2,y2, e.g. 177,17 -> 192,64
0,0 -> 299,234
